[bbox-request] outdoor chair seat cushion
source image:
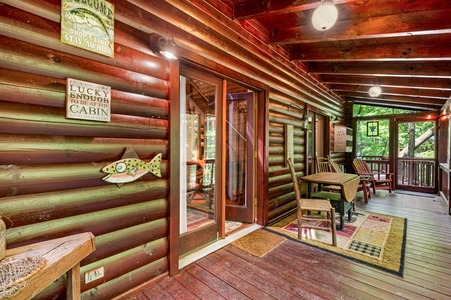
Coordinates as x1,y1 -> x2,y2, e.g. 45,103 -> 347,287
372,172 -> 391,179
322,185 -> 341,192
311,191 -> 353,224
300,198 -> 334,211
311,191 -> 342,201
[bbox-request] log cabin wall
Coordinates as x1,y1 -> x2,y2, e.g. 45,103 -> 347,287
267,92 -> 346,221
0,0 -> 345,298
0,1 -> 170,299
267,92 -> 306,221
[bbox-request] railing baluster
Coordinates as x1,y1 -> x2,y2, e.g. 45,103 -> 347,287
363,156 -> 435,189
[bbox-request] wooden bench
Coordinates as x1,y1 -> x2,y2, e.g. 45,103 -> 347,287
4,232 -> 95,299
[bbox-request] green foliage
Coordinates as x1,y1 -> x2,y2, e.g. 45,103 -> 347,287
353,105 -> 419,117
354,105 -> 435,158
356,119 -> 390,157
398,121 -> 435,158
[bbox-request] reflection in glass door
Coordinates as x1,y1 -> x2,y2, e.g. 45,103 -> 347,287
225,92 -> 254,223
179,70 -> 222,256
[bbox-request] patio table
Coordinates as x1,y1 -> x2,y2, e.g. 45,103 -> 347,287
301,172 -> 359,230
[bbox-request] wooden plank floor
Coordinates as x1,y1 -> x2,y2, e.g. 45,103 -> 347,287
123,191 -> 451,300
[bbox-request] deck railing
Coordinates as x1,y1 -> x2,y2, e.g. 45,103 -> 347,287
361,156 -> 435,188
397,157 -> 435,187
361,156 -> 390,181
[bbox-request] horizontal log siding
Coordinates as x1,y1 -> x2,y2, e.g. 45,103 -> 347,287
0,2 -> 170,298
267,95 -> 305,222
0,0 -> 347,297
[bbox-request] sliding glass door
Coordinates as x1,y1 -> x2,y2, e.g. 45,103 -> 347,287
178,68 -> 256,256
225,91 -> 254,223
179,69 -> 222,256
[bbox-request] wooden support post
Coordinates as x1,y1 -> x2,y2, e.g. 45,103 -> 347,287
67,263 -> 81,300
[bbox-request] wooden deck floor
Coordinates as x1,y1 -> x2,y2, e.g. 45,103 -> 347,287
123,191 -> 451,300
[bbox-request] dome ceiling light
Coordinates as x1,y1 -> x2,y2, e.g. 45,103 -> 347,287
369,85 -> 382,97
312,0 -> 338,31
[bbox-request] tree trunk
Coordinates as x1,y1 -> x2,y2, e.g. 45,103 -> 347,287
399,127 -> 433,157
408,122 -> 415,157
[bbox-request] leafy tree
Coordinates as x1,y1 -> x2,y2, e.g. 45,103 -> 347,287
355,119 -> 390,157
398,122 -> 434,158
353,105 -> 434,158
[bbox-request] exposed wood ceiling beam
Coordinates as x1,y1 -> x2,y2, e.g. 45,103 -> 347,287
270,9 -> 451,44
330,85 -> 450,99
291,36 -> 451,61
341,93 -> 445,107
350,98 -> 439,111
234,0 -> 317,20
321,75 -> 451,91
307,61 -> 451,78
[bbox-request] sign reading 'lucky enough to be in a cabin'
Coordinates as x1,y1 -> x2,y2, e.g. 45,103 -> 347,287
61,0 -> 114,57
66,78 -> 111,122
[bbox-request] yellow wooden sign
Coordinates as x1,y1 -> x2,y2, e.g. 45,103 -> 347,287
61,0 -> 114,57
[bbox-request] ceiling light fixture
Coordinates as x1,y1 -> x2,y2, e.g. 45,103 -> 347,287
149,34 -> 177,60
312,0 -> 338,31
369,85 -> 382,97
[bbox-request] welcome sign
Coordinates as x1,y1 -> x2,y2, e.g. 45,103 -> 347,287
61,0 -> 114,57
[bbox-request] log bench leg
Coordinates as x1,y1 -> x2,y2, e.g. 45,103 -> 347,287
67,263 -> 81,300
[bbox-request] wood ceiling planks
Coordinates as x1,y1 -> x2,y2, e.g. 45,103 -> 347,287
228,0 -> 451,110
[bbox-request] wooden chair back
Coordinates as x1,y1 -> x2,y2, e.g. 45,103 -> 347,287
287,158 -> 337,246
315,157 -> 331,173
329,160 -> 343,173
352,158 -> 372,176
186,161 -> 204,200
352,157 -> 393,194
286,158 -> 310,196
287,158 -> 301,201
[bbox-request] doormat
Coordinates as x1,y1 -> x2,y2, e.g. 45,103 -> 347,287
265,210 -> 407,276
231,229 -> 286,258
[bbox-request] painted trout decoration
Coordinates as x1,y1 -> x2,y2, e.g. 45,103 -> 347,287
102,147 -> 162,187
67,8 -> 110,39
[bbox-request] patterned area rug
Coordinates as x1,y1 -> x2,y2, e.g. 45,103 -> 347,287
187,208 -> 213,231
187,207 -> 211,224
266,210 -> 407,276
187,208 -> 244,234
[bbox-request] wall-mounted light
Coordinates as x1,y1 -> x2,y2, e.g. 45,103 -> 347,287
301,114 -> 312,130
312,0 -> 338,31
368,85 -> 382,97
149,34 -> 177,60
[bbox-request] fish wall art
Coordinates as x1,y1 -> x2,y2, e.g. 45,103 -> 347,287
61,0 -> 115,57
102,147 -> 162,187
